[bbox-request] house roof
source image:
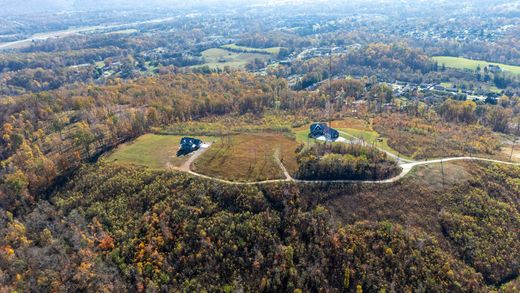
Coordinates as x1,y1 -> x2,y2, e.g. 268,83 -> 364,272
180,137 -> 202,146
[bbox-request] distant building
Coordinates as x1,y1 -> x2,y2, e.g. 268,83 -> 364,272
309,123 -> 339,140
488,64 -> 502,73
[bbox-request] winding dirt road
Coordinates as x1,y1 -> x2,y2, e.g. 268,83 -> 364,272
337,130 -> 415,163
170,136 -> 520,186
179,156 -> 520,185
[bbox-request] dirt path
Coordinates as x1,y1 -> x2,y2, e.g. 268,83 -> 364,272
274,148 -> 293,180
175,142 -> 213,172
337,130 -> 415,164
179,156 -> 520,185
169,134 -> 519,186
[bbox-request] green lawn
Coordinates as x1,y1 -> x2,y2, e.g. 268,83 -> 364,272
336,128 -> 413,161
294,127 -> 312,144
488,85 -> 503,94
106,29 -> 138,35
440,82 -> 454,89
293,123 -> 412,161
194,48 -> 271,70
433,56 -> 520,75
106,134 -> 214,169
221,43 -> 282,55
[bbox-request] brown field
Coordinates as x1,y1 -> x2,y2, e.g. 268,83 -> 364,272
500,145 -> 520,163
330,117 -> 372,131
192,133 -> 299,181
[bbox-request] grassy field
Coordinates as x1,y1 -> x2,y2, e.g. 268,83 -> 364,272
293,118 -> 411,160
221,43 -> 282,55
106,29 -> 138,35
194,48 -> 271,69
500,143 -> 520,163
105,134 -> 215,169
433,56 -> 520,75
440,82 -> 454,89
335,127 -> 412,160
192,133 -> 299,181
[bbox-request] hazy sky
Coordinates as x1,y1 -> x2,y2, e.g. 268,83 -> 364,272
1,0 -> 331,14
0,0 -> 327,16
0,0 -> 515,15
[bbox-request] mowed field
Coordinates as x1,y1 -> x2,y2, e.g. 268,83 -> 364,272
194,48 -> 272,69
192,133 -> 299,181
221,43 -> 282,55
293,117 -> 410,160
433,56 -> 520,75
106,134 -> 215,169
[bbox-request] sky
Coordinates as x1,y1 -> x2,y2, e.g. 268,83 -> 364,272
0,0 -> 515,16
0,0 -> 329,14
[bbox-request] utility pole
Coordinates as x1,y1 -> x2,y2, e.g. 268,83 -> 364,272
397,119 -> 402,163
510,139 -> 516,161
324,46 -> 333,147
440,159 -> 445,190
329,46 -> 333,128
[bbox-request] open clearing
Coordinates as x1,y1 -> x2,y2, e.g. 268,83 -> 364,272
293,117 -> 411,160
221,43 -> 282,55
334,127 -> 410,160
106,134 -> 216,169
433,56 -> 520,75
194,48 -> 271,69
500,145 -> 520,163
192,133 -> 299,181
106,29 -> 138,35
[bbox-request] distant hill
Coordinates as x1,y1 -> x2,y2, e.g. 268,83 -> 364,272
0,0 -> 72,15
0,0 -> 279,16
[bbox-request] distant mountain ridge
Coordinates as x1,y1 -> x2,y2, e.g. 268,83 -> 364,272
0,0 -> 516,16
0,0 -> 272,15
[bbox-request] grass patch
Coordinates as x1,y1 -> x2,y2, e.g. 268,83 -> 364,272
293,118 -> 410,160
106,29 -> 138,35
105,134 -> 215,169
440,82 -> 454,89
294,127 -> 312,144
488,85 -> 503,94
335,128 -> 411,160
500,145 -> 520,163
433,56 -> 520,75
192,133 -> 299,181
194,48 -> 271,70
330,117 -> 372,131
221,43 -> 282,55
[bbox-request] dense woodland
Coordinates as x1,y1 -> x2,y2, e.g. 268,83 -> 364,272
0,68 -> 519,291
1,3 -> 520,291
0,73 -> 307,212
295,143 -> 401,181
1,161 -> 519,291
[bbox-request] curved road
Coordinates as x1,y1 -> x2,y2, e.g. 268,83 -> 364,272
176,148 -> 520,185
337,130 -> 415,163
170,130 -> 519,185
